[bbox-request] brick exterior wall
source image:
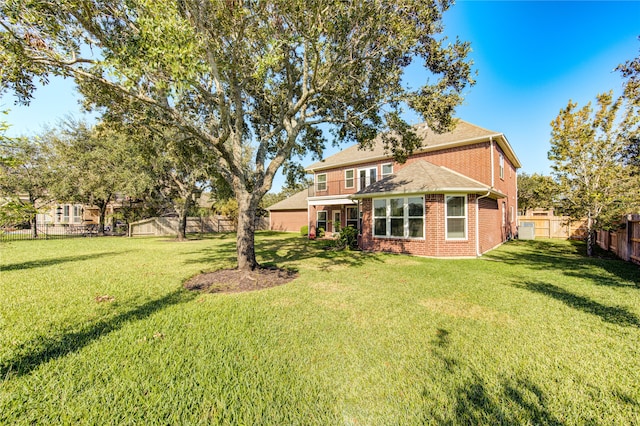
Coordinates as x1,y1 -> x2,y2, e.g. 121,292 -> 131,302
269,210 -> 308,232
359,195 -> 481,257
310,137 -> 519,256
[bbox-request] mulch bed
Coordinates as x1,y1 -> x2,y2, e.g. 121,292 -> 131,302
184,266 -> 298,294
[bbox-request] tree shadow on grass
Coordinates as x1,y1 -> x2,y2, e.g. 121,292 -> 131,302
487,240 -> 639,288
255,235 -> 384,270
516,281 -> 640,328
1,251 -> 134,272
1,289 -> 196,379
182,233 -> 383,271
449,375 -> 563,425
424,328 -> 563,425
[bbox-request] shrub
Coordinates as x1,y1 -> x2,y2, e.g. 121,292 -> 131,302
337,225 -> 358,250
300,225 -> 308,236
317,227 -> 325,238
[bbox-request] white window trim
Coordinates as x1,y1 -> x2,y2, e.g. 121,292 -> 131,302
316,173 -> 327,191
317,210 -> 327,231
499,153 -> 505,180
345,205 -> 359,229
357,166 -> 378,190
445,194 -> 468,241
344,169 -> 354,189
332,211 -> 341,233
372,196 -> 425,240
381,163 -> 394,177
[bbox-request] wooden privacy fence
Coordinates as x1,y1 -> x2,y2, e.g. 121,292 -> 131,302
596,214 -> 640,265
518,216 -> 588,240
129,216 -> 269,237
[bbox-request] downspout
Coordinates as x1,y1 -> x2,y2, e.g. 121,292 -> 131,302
476,191 -> 492,257
515,172 -> 519,238
477,136 -> 495,256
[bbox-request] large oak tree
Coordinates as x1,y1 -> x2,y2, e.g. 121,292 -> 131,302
1,0 -> 474,270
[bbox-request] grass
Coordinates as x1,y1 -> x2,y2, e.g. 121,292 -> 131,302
1,233 -> 639,424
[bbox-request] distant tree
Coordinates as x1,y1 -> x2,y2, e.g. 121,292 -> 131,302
548,92 -> 640,256
1,0 -> 474,271
0,135 -> 51,236
261,177 -> 312,209
144,130 -> 217,241
616,45 -> 640,173
46,120 -> 152,234
517,173 -> 559,214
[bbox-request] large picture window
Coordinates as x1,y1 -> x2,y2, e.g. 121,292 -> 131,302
373,196 -> 424,239
445,195 -> 467,239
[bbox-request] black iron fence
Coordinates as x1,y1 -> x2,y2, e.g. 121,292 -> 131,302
1,224 -> 127,242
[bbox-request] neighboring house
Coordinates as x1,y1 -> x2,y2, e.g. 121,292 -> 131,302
269,120 -> 521,257
267,189 -> 309,232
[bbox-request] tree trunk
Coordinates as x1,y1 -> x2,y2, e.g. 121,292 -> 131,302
586,212 -> 594,257
98,202 -> 108,235
31,214 -> 38,239
176,196 -> 192,241
235,190 -> 258,271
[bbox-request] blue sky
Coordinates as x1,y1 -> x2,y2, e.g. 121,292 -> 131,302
2,1 -> 639,191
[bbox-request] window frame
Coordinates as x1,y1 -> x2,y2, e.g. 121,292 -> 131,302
499,153 -> 504,180
345,205 -> 359,229
73,205 -> 82,223
344,169 -> 354,189
317,210 -> 327,232
316,173 -> 327,192
358,167 -> 378,190
63,205 -> 70,223
381,163 -> 394,177
372,196 -> 425,240
445,195 -> 468,240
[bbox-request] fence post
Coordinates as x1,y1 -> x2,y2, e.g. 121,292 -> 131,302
625,215 -> 632,262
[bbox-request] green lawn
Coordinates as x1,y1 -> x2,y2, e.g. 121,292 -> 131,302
1,233 -> 639,424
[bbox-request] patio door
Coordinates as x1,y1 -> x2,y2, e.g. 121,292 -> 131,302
332,211 -> 341,233
358,167 -> 377,190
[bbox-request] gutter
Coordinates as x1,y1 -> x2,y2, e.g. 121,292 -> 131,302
476,191 -> 492,257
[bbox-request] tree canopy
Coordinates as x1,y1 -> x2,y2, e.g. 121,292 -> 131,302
1,0 -> 474,270
516,172 -> 559,214
45,120 -> 153,233
548,91 -> 640,256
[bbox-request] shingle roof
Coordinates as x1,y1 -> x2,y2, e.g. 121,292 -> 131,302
266,189 -> 308,211
305,120 -> 520,171
350,160 -> 505,199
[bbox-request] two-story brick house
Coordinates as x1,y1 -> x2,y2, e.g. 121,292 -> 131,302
268,120 -> 521,257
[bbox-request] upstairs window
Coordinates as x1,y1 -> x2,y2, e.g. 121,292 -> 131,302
359,167 -> 377,190
316,173 -> 327,191
345,169 -> 354,189
381,163 -> 393,177
499,153 -> 504,180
